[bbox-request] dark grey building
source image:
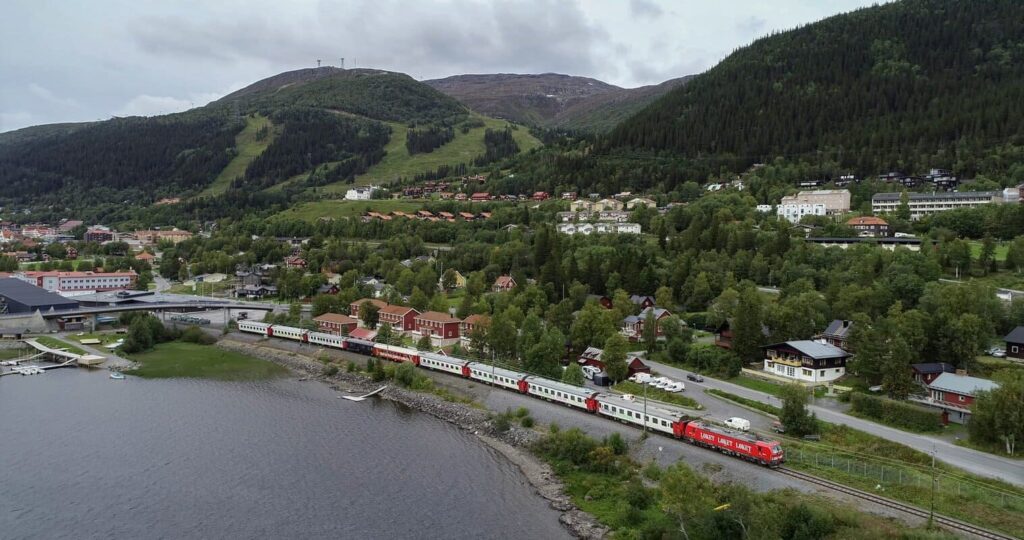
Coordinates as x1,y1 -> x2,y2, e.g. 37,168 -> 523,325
0,278 -> 79,314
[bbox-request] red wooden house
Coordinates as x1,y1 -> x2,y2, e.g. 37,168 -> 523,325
349,298 -> 387,321
492,275 -> 516,292
925,372 -> 1000,424
313,313 -> 358,335
379,305 -> 419,333
414,311 -> 462,346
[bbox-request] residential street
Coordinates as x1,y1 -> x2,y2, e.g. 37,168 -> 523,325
646,360 -> 1024,486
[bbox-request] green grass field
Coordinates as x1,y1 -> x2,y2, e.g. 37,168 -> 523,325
130,341 -> 289,380
199,114 -> 277,198
322,116 -> 542,193
34,336 -> 86,355
70,332 -> 123,346
613,381 -> 702,410
276,199 -> 429,222
0,348 -> 31,360
969,240 -> 1009,262
727,374 -> 787,397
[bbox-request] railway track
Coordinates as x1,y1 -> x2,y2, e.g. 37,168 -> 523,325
776,467 -> 1017,540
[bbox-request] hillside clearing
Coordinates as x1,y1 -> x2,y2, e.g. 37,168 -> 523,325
322,116 -> 541,193
199,114 -> 276,198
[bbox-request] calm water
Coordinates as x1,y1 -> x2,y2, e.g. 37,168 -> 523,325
0,368 -> 568,539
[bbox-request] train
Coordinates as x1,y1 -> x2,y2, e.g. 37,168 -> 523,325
238,320 -> 785,467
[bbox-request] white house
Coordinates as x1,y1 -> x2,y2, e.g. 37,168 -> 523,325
776,203 -> 826,223
345,186 -> 377,201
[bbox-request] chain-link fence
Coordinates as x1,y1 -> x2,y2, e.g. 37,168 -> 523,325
786,447 -> 1024,530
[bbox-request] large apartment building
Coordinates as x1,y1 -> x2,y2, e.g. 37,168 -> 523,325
777,189 -> 851,223
872,191 -> 1003,220
16,270 -> 137,293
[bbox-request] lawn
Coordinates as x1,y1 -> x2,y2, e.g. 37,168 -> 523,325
276,199 -> 428,222
969,240 -> 1009,262
70,332 -> 122,346
129,341 -> 289,380
198,114 -> 277,197
613,380 -> 702,410
0,348 -> 31,360
34,336 -> 86,355
322,115 -> 542,193
168,280 -> 236,296
727,374 -> 786,397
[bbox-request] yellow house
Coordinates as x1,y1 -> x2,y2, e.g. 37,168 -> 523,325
440,270 -> 467,290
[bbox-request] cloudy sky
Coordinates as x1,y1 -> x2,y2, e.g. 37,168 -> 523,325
1,0 -> 880,132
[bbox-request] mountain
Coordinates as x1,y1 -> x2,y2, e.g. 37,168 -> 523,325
0,68 -> 485,209
606,0 -> 1024,177
424,73 -> 691,132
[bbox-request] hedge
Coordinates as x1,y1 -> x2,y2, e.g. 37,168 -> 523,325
849,393 -> 943,433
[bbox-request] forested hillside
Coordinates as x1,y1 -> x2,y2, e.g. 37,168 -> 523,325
607,0 -> 1024,176
220,68 -> 468,124
0,112 -> 239,205
0,68 -> 476,208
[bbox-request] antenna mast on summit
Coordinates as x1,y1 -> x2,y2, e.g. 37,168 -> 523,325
340,57 -> 345,69
316,59 -> 321,68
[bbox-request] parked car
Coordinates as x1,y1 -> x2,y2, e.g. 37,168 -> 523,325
582,365 -> 600,380
630,372 -> 653,384
655,378 -> 674,390
664,382 -> 685,393
988,347 -> 1006,358
725,417 -> 751,432
647,376 -> 667,387
686,373 -> 704,383
771,421 -> 786,434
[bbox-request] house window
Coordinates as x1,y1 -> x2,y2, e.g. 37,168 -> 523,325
958,395 -> 965,402
786,366 -> 795,377
802,369 -> 812,377
1013,346 -> 1019,353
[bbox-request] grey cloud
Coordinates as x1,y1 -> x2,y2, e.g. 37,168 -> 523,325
629,0 -> 663,19
131,0 -> 611,81
736,15 -> 767,36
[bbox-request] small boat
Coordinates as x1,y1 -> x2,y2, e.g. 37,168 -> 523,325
109,372 -> 126,380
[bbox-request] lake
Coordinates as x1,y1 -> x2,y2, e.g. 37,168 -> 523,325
0,367 -> 569,539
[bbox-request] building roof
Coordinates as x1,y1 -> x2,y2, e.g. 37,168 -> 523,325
872,191 -> 1001,202
846,216 -> 888,226
314,313 -> 357,325
928,372 -> 1000,397
462,314 -> 490,326
821,319 -> 854,339
910,362 -> 955,375
348,328 -> 377,340
0,278 -> 80,309
766,340 -> 851,359
380,304 -> 418,316
638,306 -> 671,319
415,310 -> 460,324
494,275 -> 515,288
135,252 -> 156,260
629,294 -> 654,305
1004,326 -> 1024,344
351,298 -> 387,309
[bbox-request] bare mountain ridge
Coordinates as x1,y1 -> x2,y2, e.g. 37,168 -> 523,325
424,73 -> 691,131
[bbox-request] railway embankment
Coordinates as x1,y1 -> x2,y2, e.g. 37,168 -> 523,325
215,338 -> 609,539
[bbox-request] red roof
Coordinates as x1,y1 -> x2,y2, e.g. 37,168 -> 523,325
348,328 -> 378,340
462,314 -> 490,326
380,305 -> 418,316
351,298 -> 387,309
494,275 -> 515,288
847,216 -> 889,226
314,313 -> 358,325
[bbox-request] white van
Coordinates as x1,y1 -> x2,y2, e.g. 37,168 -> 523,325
725,417 -> 751,432
581,365 -> 600,380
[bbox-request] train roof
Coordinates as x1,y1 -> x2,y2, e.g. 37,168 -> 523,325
466,362 -> 528,380
419,351 -> 469,365
598,393 -> 691,419
689,421 -> 778,446
346,337 -> 375,346
524,376 -> 597,397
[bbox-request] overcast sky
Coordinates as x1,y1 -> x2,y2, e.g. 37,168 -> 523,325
0,0 -> 880,132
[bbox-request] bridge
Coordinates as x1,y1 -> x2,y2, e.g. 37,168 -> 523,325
0,301 -> 279,322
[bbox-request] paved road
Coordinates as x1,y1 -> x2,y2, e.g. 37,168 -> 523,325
647,360 -> 1024,486
153,275 -> 171,293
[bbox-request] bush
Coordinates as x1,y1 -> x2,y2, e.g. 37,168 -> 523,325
493,414 -> 511,433
346,361 -> 357,373
604,432 -> 628,455
514,406 -> 530,418
395,362 -> 416,387
849,393 -> 942,432
520,416 -> 535,428
322,364 -> 339,376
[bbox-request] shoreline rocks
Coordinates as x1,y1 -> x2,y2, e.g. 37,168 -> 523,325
216,338 -> 609,539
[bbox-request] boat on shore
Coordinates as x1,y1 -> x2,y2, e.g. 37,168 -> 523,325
109,372 -> 126,380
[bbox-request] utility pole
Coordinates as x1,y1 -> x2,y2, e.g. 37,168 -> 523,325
928,445 -> 937,528
643,380 -> 648,435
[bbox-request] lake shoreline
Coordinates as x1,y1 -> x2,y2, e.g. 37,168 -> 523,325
215,337 -> 609,539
